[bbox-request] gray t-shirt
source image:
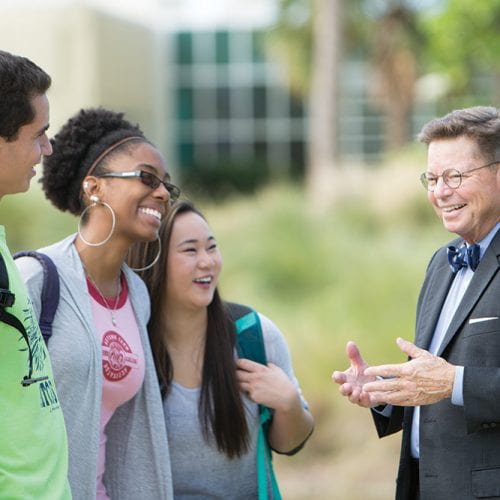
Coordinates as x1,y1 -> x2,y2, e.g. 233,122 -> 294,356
164,313 -> 307,499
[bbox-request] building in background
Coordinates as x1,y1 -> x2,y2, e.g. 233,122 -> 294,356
0,0 -> 424,185
0,1 -> 170,162
172,28 -> 306,180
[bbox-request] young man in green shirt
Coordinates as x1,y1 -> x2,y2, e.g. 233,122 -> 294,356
0,50 -> 71,499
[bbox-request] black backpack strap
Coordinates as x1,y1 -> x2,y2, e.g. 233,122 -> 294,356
0,251 -> 22,335
13,251 -> 59,344
226,302 -> 253,321
0,251 -> 15,308
0,251 -> 48,386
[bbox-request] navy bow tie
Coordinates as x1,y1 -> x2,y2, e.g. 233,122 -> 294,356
447,244 -> 480,273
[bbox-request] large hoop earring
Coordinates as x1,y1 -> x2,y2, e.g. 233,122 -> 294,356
78,196 -> 116,247
129,237 -> 162,272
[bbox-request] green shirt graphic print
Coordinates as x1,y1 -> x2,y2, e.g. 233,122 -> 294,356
0,226 -> 71,499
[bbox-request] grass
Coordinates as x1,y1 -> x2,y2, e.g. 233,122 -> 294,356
0,167 -> 452,499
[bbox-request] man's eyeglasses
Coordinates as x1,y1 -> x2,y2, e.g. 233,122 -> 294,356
99,170 -> 181,201
420,161 -> 499,192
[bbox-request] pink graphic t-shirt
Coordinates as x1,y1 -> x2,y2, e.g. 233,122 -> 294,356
86,274 -> 145,500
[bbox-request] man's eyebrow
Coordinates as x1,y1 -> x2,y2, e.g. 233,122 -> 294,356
35,123 -> 50,137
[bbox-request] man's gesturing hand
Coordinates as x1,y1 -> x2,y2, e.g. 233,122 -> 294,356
362,338 -> 456,407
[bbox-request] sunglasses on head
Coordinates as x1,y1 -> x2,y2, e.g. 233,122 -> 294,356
98,170 -> 181,201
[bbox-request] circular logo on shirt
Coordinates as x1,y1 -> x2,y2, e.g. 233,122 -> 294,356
102,331 -> 138,381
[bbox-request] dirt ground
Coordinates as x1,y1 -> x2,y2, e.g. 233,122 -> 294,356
273,399 -> 402,500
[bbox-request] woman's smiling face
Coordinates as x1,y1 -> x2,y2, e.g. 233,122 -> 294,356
93,142 -> 171,244
165,211 -> 222,310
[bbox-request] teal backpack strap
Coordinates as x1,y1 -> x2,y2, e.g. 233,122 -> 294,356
228,302 -> 282,500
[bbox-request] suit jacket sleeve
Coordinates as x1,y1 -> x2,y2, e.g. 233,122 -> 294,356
371,405 -> 405,438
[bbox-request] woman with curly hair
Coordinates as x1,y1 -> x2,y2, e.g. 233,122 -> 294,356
129,200 -> 314,499
15,107 -> 179,500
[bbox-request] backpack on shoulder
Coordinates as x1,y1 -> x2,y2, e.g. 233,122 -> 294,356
227,302 -> 282,500
13,251 -> 60,344
0,250 -> 52,385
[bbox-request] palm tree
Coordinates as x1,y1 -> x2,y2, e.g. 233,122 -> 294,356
306,0 -> 342,201
366,3 -> 421,150
267,0 -> 426,202
267,0 -> 343,204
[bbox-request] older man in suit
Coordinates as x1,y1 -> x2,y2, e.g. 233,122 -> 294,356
333,106 -> 500,500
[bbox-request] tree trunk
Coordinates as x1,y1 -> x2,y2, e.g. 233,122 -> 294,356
306,0 -> 342,207
369,7 -> 417,152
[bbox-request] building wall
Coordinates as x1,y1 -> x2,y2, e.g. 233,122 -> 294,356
0,3 -> 170,168
0,5 -> 100,134
93,12 -> 170,162
171,29 -> 306,177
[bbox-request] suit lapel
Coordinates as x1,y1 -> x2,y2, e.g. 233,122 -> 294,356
437,230 -> 500,356
416,259 -> 454,349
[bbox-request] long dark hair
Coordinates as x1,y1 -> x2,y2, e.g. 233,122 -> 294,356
128,201 -> 250,458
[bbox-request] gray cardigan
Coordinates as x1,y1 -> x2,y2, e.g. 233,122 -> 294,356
16,234 -> 173,500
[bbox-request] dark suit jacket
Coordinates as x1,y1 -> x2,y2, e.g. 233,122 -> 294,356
373,228 -> 500,500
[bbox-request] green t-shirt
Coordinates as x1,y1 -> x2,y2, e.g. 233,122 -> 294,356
0,226 -> 71,499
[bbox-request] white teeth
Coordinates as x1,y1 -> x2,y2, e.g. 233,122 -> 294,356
443,204 -> 465,213
194,277 -> 211,284
139,207 -> 162,220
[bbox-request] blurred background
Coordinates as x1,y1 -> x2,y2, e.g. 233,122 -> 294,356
1,0 -> 500,497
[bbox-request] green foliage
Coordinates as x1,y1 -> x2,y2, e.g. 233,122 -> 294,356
0,185 -> 76,252
267,0 -> 500,128
265,0 -> 375,98
418,0 -> 500,97
179,159 -> 270,201
265,0 -> 430,102
265,0 -> 313,97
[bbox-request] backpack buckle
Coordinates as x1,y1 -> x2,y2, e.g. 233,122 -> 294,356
0,288 -> 15,308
